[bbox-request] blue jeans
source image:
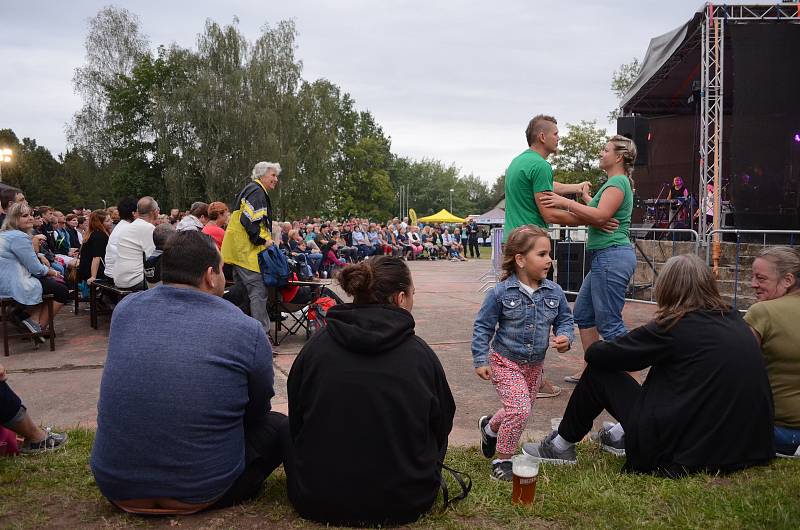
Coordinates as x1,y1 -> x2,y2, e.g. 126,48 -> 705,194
573,245 -> 637,340
775,425 -> 800,455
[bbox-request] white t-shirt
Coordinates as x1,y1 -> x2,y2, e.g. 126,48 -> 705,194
104,219 -> 130,279
519,281 -> 538,297
114,218 -> 156,289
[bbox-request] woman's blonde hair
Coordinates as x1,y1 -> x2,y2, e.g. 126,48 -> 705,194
608,134 -> 637,189
0,202 -> 32,233
654,253 -> 729,329
756,246 -> 800,293
501,225 -> 550,281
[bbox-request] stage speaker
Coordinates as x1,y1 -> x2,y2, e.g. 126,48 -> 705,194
555,242 -> 590,299
617,116 -> 649,166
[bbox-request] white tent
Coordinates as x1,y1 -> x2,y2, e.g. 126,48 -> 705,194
475,199 -> 505,225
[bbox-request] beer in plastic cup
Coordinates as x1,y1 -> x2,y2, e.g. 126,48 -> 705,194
511,455 -> 539,505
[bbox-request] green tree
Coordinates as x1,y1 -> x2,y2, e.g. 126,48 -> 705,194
608,58 -> 641,122
551,120 -> 608,190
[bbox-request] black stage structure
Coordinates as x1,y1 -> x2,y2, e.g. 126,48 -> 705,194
617,3 -> 800,254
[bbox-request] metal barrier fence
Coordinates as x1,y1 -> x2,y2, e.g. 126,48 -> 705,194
478,225 -> 798,311
478,227 -> 504,292
705,229 -> 800,310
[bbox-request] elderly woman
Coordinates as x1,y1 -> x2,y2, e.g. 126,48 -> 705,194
0,203 -> 69,340
523,254 -> 775,476
745,246 -> 800,458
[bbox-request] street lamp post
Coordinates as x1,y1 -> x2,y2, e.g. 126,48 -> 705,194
0,148 -> 12,182
449,188 -> 454,212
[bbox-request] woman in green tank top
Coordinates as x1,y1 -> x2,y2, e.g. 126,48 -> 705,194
540,135 -> 638,382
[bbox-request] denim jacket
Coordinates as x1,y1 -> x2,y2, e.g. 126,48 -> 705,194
471,274 -> 574,368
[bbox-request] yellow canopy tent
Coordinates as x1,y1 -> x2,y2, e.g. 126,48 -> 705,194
417,209 -> 466,224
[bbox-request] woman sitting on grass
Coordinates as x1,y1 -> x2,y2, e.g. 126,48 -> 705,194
523,253 -> 775,476
283,256 -> 455,526
745,246 -> 800,459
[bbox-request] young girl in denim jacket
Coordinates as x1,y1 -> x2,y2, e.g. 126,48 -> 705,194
471,225 -> 574,480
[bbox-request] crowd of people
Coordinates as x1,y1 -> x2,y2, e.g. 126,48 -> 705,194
0,114 -> 797,526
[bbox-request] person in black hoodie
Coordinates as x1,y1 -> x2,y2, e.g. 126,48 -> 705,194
284,256 -> 456,526
522,253 -> 775,476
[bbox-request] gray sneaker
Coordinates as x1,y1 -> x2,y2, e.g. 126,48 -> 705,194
522,430 -> 577,465
590,422 -> 626,457
20,429 -> 68,455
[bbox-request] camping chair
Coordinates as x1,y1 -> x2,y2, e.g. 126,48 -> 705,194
268,281 -> 331,346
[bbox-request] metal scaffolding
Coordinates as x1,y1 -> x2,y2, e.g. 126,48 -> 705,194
698,2 -> 800,272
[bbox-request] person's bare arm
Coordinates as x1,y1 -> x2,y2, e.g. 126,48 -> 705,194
540,188 -> 624,227
534,192 -> 583,226
553,181 -> 590,196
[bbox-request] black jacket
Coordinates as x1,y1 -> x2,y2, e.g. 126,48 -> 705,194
286,304 -> 455,526
587,310 -> 774,476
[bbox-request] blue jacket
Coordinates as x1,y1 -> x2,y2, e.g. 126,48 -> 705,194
471,274 -> 574,368
0,230 -> 48,306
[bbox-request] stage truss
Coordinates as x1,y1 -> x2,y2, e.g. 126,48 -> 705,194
698,3 -> 800,270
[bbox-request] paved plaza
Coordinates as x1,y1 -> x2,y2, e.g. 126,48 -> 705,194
3,258 -> 656,446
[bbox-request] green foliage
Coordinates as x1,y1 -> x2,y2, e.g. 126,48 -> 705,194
552,120 -> 608,190
608,58 -> 641,122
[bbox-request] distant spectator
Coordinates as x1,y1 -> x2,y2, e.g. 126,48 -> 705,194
202,202 -> 229,249
104,197 -> 137,281
0,203 -> 69,340
92,230 -> 286,514
113,197 -> 158,290
78,209 -> 113,284
176,202 -> 209,231
145,223 -> 176,288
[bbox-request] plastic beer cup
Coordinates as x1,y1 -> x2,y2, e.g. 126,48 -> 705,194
511,455 -> 539,505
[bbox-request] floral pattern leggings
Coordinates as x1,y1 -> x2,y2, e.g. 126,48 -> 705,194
488,351 -> 543,455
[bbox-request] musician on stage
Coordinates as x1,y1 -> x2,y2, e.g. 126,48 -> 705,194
666,176 -> 689,200
695,183 -> 714,227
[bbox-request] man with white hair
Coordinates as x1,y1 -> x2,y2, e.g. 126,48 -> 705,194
221,161 -> 280,337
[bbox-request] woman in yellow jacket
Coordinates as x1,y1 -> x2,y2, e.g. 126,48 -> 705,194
221,161 -> 280,337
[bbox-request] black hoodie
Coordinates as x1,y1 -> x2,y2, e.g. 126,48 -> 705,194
285,303 -> 456,527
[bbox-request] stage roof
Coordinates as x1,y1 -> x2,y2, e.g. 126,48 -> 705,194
619,9 -> 704,115
620,3 -> 800,116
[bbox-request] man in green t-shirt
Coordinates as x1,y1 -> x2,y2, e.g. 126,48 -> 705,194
504,115 -> 618,239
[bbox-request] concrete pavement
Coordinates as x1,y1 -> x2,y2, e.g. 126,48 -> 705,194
2,257 -> 656,446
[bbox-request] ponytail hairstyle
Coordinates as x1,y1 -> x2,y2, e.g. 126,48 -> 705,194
608,134 -> 638,189
500,225 -> 550,281
337,255 -> 412,305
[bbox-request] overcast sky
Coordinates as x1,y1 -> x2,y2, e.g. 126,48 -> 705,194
1,0 -> 712,183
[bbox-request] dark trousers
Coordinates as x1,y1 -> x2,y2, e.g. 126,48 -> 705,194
557,365 -> 641,443
209,411 -> 288,509
0,381 -> 24,427
468,239 -> 480,258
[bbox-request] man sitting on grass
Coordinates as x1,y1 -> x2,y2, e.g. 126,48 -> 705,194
91,230 -> 286,514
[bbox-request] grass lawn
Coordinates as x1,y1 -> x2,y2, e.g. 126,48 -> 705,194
1,428 -> 798,529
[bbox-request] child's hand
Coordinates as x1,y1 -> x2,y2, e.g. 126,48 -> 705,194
474,366 -> 492,380
551,335 -> 571,353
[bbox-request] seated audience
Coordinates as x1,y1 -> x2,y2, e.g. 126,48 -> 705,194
113,197 -> 158,290
320,240 -> 346,274
407,225 -> 423,260
144,223 -> 176,288
104,197 -> 137,282
523,254 -> 775,476
176,201 -> 209,231
745,246 -> 800,458
451,227 -> 467,261
0,203 -> 69,340
202,202 -> 229,249
78,209 -> 114,284
283,256 -> 455,526
91,231 -> 286,514
0,364 -> 68,454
